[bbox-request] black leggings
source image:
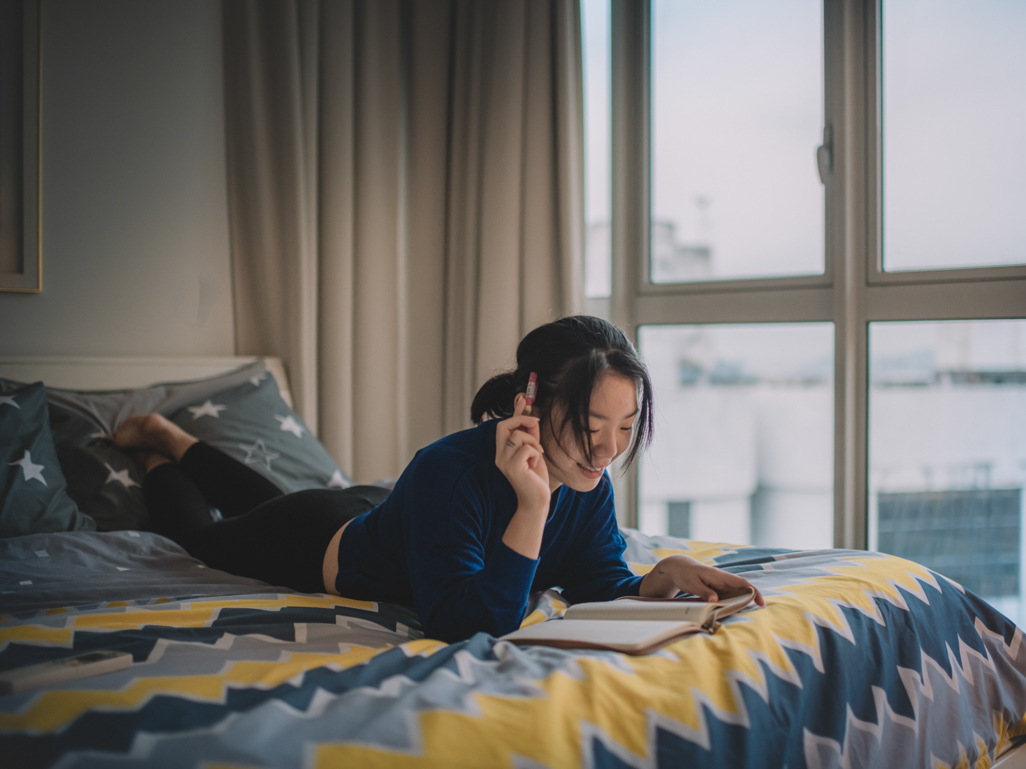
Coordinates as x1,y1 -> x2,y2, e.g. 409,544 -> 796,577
144,442 -> 390,593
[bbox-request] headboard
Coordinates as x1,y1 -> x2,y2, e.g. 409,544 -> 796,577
0,356 -> 293,407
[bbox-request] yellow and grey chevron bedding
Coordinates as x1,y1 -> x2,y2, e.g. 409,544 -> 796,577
2,529 -> 1026,768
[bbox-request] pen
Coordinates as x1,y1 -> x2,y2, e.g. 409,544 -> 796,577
524,372 -> 538,416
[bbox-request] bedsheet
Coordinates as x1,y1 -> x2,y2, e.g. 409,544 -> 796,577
2,530 -> 1025,768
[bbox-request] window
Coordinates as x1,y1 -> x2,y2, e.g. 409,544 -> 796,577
651,0 -> 824,283
639,323 -> 834,548
869,319 -> 1026,621
584,0 -> 1026,593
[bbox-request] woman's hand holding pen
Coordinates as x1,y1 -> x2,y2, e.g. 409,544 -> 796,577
496,397 -> 551,559
495,398 -> 550,515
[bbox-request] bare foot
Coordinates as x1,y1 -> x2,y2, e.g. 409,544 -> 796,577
114,414 -> 197,461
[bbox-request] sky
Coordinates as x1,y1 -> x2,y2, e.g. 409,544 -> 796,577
883,0 -> 1026,271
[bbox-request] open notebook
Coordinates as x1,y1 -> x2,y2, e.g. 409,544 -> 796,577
501,587 -> 757,656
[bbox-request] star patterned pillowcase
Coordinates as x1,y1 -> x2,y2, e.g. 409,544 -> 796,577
46,400 -> 151,532
0,381 -> 96,537
169,371 -> 352,494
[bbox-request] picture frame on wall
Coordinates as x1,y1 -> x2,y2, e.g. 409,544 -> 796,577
0,0 -> 41,293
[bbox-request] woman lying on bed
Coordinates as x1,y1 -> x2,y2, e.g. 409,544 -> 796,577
116,315 -> 763,643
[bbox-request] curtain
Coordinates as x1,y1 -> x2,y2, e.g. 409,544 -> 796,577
223,0 -> 584,483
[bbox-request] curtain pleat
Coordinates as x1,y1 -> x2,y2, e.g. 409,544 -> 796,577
224,0 -> 584,483
316,0 -> 356,476
349,0 -> 404,483
224,0 -> 320,428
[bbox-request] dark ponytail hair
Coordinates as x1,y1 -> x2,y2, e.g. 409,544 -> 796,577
470,315 -> 654,469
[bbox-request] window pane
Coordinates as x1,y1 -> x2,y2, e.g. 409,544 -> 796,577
882,1 -> 1026,272
869,320 -> 1026,623
582,0 -> 611,298
639,324 -> 834,548
650,1 -> 824,284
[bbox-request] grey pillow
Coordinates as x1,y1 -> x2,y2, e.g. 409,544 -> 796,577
0,381 -> 96,536
169,372 -> 352,493
0,361 -> 285,531
46,402 -> 150,531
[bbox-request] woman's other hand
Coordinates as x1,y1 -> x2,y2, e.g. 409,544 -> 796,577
639,554 -> 766,606
495,399 -> 550,516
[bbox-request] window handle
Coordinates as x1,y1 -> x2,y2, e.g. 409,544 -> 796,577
816,125 -> 833,184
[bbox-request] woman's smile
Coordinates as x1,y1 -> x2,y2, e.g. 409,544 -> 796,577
576,460 -> 608,480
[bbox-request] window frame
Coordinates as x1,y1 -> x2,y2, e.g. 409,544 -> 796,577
600,0 -> 1026,548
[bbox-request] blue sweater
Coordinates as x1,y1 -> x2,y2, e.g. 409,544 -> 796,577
335,420 -> 644,642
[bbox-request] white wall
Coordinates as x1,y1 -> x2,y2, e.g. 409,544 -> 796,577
0,0 -> 234,357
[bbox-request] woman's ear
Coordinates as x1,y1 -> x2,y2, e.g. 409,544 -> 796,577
513,392 -> 527,413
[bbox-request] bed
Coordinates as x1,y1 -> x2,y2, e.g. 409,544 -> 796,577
2,356 -> 1026,769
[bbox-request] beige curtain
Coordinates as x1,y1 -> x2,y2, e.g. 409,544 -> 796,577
224,0 -> 584,483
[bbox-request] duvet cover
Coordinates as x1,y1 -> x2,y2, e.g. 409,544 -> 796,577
2,529 -> 1025,768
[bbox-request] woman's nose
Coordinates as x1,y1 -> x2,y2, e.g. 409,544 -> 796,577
593,428 -> 616,460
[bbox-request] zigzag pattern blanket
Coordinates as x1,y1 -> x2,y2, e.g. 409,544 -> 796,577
1,530 -> 1025,768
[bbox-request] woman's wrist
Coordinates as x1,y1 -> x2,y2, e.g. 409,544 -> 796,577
501,503 -> 548,559
639,567 -> 674,598
513,496 -> 548,518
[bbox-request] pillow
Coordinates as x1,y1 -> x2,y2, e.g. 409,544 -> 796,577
0,360 -> 292,531
0,381 -> 96,536
169,372 -> 351,493
45,402 -> 150,531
